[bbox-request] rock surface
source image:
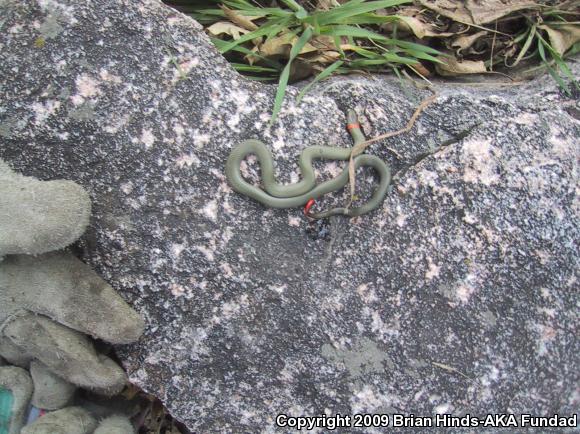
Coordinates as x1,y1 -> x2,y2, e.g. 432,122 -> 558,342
1,0 -> 579,432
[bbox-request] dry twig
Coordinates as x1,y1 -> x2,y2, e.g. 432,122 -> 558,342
347,90 -> 439,204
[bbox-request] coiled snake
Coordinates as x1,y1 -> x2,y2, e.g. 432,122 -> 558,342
225,110 -> 391,219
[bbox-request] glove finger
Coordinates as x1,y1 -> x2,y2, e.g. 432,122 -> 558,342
94,415 -> 136,434
0,366 -> 33,434
0,337 -> 32,367
0,162 -> 91,256
1,253 -> 144,344
2,312 -> 127,395
30,360 -> 76,410
21,407 -> 97,434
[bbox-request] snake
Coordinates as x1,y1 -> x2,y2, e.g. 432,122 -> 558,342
225,110 -> 391,219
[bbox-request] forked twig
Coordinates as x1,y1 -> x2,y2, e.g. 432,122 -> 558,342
347,90 -> 438,204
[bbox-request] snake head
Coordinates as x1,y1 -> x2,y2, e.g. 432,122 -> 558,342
347,109 -> 358,125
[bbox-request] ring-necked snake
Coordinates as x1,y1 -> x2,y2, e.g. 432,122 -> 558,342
225,110 -> 391,219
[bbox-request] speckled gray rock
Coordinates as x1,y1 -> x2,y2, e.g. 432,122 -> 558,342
0,0 -> 578,432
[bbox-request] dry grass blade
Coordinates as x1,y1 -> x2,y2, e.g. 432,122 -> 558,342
269,27 -> 314,125
431,361 -> 472,380
220,4 -> 258,30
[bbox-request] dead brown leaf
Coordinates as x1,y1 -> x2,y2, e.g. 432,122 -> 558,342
315,0 -> 340,10
306,50 -> 341,64
382,7 -> 456,38
289,58 -> 314,81
259,32 -> 318,57
539,24 -> 580,56
207,21 -> 250,40
309,35 -> 337,50
451,30 -> 488,53
120,384 -> 141,401
396,15 -> 428,38
436,55 -> 487,75
418,0 -> 537,25
411,62 -> 432,77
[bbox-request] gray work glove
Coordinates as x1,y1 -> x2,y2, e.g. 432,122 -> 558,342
0,160 -> 144,433
0,362 -> 136,434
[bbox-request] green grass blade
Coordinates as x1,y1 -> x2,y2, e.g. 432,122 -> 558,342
340,13 -> 400,25
319,25 -> 389,41
552,55 -> 580,90
307,0 -> 411,26
191,8 -> 223,16
382,52 -> 419,64
511,25 -> 536,67
349,46 -> 381,58
338,0 -> 367,6
565,41 -> 580,57
401,48 -> 443,64
296,60 -> 344,103
536,32 -> 573,96
230,63 -> 279,72
546,64 -> 571,96
537,35 -> 547,61
270,27 -> 314,125
279,0 -> 306,13
333,35 -> 345,56
389,39 -> 442,55
242,75 -> 278,81
349,58 -> 389,66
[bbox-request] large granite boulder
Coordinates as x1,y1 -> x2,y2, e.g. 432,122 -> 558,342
1,0 -> 578,431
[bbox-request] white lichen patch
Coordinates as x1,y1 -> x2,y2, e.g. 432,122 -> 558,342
462,138 -> 501,186
31,100 -> 60,125
269,284 -> 287,294
534,249 -> 552,265
513,112 -> 538,126
548,124 -> 576,159
462,212 -> 478,225
220,294 -> 249,320
140,128 -> 155,149
104,114 -> 130,134
319,161 -> 343,179
455,280 -> 476,304
434,403 -> 452,414
219,262 -> 233,278
395,207 -> 407,227
227,113 -> 241,129
70,94 -> 85,106
9,23 -> 23,34
201,199 -> 218,222
120,182 -> 134,195
192,130 -> 211,148
350,384 -> 399,414
99,68 -> 122,83
194,245 -> 214,262
75,74 -> 101,98
175,153 -> 200,168
356,283 -> 378,303
170,283 -> 186,297
397,177 -> 418,195
425,258 -> 440,281
173,123 -> 185,138
369,309 -> 386,335
288,216 -> 301,227
271,137 -> 286,151
170,243 -> 186,259
178,57 -> 199,75
534,322 -> 557,356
